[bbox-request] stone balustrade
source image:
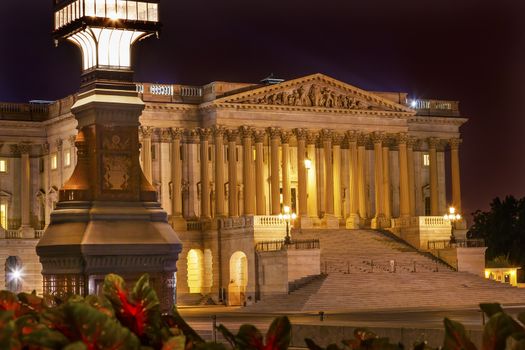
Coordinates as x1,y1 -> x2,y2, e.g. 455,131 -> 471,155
5,230 -> 22,239
253,215 -> 286,228
186,221 -> 203,231
417,216 -> 451,228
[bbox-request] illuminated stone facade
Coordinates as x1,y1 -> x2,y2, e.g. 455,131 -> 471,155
0,73 -> 466,304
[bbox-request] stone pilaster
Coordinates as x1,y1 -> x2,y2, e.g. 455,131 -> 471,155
294,129 -> 308,220
240,126 -> 255,216
397,134 -> 411,222
371,132 -> 387,229
332,133 -> 343,219
170,128 -> 185,230
428,137 -> 440,216
306,132 -> 318,219
281,131 -> 291,208
56,139 -> 63,186
357,133 -> 368,220
268,127 -> 281,215
382,138 -> 392,222
407,137 -> 417,217
227,130 -> 239,217
321,130 -> 334,216
254,130 -> 266,215
18,143 -> 34,238
140,126 -> 153,185
345,131 -> 360,228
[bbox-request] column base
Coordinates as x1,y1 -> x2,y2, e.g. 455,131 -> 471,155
323,215 -> 340,229
20,226 -> 35,239
300,217 -> 314,229
371,216 -> 391,229
170,216 -> 187,231
345,214 -> 360,229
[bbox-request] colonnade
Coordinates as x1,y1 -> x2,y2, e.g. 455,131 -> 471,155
138,126 -> 463,228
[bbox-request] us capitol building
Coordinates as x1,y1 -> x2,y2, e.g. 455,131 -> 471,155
0,0 -> 468,306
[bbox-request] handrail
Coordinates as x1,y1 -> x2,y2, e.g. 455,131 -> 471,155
427,239 -> 486,250
256,239 -> 320,252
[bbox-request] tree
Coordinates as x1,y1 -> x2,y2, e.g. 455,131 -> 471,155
468,195 -> 525,271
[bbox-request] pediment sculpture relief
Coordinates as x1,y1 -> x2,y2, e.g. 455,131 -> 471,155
242,84 -> 371,110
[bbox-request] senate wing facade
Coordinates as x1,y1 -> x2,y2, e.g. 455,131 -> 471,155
0,73 -> 467,304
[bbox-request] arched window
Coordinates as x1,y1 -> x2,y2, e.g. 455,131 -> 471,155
187,249 -> 203,294
5,256 -> 23,293
229,251 -> 248,288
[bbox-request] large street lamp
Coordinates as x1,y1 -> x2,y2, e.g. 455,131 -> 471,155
279,205 -> 297,245
444,206 -> 461,243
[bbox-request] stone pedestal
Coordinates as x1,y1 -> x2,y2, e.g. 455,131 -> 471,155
345,214 -> 360,229
323,215 -> 340,229
37,88 -> 182,310
20,227 -> 35,239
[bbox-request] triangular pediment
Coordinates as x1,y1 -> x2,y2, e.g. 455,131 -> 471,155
214,73 -> 414,114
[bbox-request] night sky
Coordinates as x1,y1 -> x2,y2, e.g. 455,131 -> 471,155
1,0 -> 524,222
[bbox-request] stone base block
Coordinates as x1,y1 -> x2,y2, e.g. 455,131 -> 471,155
20,226 -> 35,239
371,216 -> 391,229
345,215 -> 360,229
324,216 -> 340,229
170,217 -> 187,231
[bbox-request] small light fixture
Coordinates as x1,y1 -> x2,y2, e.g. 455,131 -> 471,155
410,99 -> 418,108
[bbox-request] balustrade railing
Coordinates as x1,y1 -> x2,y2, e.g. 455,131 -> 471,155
186,221 -> 203,231
256,239 -> 320,252
5,230 -> 21,239
253,215 -> 285,228
427,239 -> 485,250
419,216 -> 451,227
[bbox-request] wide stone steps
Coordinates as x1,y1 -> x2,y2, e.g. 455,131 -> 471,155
244,229 -> 525,312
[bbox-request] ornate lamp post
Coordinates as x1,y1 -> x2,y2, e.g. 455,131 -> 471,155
444,206 -> 462,243
279,205 -> 297,245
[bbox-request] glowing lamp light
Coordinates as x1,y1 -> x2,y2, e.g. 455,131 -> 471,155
304,158 -> 312,170
444,206 -> 461,222
8,268 -> 24,283
410,99 -> 418,108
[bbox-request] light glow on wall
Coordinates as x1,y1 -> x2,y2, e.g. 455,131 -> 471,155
0,204 -> 7,229
68,28 -> 145,70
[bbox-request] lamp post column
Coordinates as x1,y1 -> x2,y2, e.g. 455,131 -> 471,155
269,128 -> 281,215
428,137 -> 440,216
213,127 -> 226,218
254,131 -> 266,215
227,130 -> 239,217
241,126 -> 255,216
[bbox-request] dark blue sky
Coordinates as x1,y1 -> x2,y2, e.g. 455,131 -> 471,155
1,0 -> 524,220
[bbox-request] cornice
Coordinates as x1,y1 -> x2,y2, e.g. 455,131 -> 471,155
408,116 -> 468,126
144,103 -> 198,112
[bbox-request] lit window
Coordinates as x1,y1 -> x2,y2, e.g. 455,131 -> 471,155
64,150 -> 71,167
423,153 -> 430,167
51,154 -> 58,170
0,159 -> 7,173
0,204 -> 7,229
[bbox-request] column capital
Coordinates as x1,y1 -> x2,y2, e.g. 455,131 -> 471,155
293,128 -> 308,141
68,135 -> 77,146
428,137 -> 440,149
332,133 -> 344,146
345,130 -> 358,143
254,130 -> 266,143
184,128 -> 200,144
197,127 -> 212,142
139,126 -> 154,139
55,139 -> 63,151
169,127 -> 184,140
267,127 -> 281,140
357,133 -> 369,147
41,142 -> 50,156
371,131 -> 386,144
226,129 -> 239,143
407,136 -> 419,149
160,128 -> 173,143
280,131 -> 292,144
306,131 -> 318,145
320,129 -> 333,143
449,138 -> 462,150
18,143 -> 32,155
239,126 -> 254,140
396,133 -> 409,145
212,125 -> 226,138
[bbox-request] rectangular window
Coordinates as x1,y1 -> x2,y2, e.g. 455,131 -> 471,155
64,149 -> 71,167
0,159 -> 7,173
137,2 -> 147,21
208,146 -> 212,162
147,2 -> 158,21
423,153 -> 430,167
117,0 -> 127,19
151,144 -> 157,160
39,158 -> 44,173
127,1 -> 137,20
85,0 -> 95,16
51,154 -> 58,170
0,204 -> 6,229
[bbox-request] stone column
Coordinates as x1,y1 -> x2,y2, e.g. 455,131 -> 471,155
449,138 -> 462,213
281,132 -> 291,208
18,144 -> 33,237
213,127 -> 226,217
371,132 -> 386,229
240,126 -> 255,216
306,133 -> 318,219
199,128 -> 211,219
428,137 -> 440,216
170,128 -> 185,230
254,131 -> 266,215
332,134 -> 343,219
382,140 -> 392,221
345,131 -> 360,228
321,130 -> 335,218
268,128 -> 281,215
227,130 -> 239,217
397,134 -> 411,221
56,139 -> 63,186
357,134 -> 368,220
140,126 -> 153,185
407,137 -> 417,217
68,135 -> 77,167
294,129 -> 308,219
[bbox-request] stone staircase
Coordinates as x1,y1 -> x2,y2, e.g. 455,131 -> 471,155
244,229 -> 525,312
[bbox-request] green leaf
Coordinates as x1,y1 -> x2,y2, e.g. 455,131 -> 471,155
304,338 -> 325,350
17,314 -> 69,349
236,324 -> 264,350
0,319 -> 22,350
443,318 -> 476,350
103,274 -> 162,346
162,335 -> 186,350
63,341 -> 89,350
85,295 -> 115,318
480,304 -> 505,318
482,312 -> 522,350
265,316 -> 291,350
216,324 -> 237,348
44,301 -> 141,350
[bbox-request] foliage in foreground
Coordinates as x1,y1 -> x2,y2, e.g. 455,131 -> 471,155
1,274 -> 524,350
